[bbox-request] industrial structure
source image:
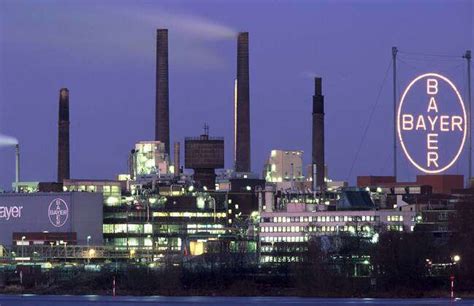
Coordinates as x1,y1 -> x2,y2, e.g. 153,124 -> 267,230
263,150 -> 304,183
312,77 -> 325,190
0,192 -> 103,247
235,32 -> 251,173
57,88 -> 70,183
185,128 -> 225,189
155,29 -> 170,156
0,29 -> 472,285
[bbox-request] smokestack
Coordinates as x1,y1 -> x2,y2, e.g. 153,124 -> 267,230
58,88 -> 70,183
312,77 -> 325,189
235,32 -> 251,173
15,144 -> 20,192
155,29 -> 170,156
174,142 -> 180,176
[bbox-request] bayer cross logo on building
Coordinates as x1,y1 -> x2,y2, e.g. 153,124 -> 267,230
48,198 -> 69,227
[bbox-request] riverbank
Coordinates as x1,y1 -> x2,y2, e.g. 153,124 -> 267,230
1,284 -> 474,299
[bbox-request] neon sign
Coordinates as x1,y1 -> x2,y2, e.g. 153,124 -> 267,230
397,73 -> 467,174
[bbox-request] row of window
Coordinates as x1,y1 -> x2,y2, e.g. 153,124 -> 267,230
260,255 -> 301,263
260,236 -> 308,243
260,246 -> 307,253
387,215 -> 404,222
103,223 -> 226,235
105,237 -> 182,248
64,185 -> 121,194
387,225 -> 404,231
261,225 -> 372,234
265,215 -> 377,223
152,212 -> 227,218
103,224 -> 153,234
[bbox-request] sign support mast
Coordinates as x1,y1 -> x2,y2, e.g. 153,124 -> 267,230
392,47 -> 398,180
464,50 -> 472,186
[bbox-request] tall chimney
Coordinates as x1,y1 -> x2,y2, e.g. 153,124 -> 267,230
174,141 -> 180,176
312,78 -> 325,189
235,32 -> 251,173
15,144 -> 20,192
58,88 -> 70,183
155,29 -> 170,156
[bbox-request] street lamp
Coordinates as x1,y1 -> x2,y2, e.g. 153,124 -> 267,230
450,254 -> 461,298
86,235 -> 92,264
21,236 -> 26,258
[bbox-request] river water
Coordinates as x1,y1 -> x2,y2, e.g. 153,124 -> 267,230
0,296 -> 473,306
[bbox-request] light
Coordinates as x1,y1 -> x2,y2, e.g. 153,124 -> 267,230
453,255 -> 461,263
106,196 -> 119,205
188,186 -> 194,192
148,197 -> 157,204
21,236 -> 26,240
246,186 -> 251,191
88,249 -> 96,257
397,73 -> 467,174
370,233 -> 379,244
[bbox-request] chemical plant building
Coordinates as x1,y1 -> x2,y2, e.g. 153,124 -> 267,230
258,199 -> 416,264
1,26 -> 473,271
0,192 -> 103,247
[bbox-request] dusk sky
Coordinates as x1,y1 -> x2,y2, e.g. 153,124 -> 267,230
0,0 -> 473,190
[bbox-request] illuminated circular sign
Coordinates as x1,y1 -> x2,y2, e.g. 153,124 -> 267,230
397,73 -> 467,174
48,198 -> 69,227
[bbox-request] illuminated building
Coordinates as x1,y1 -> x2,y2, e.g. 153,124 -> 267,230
63,179 -> 124,207
102,192 -> 232,257
0,192 -> 103,247
258,201 -> 416,264
264,150 -> 304,183
131,141 -> 171,178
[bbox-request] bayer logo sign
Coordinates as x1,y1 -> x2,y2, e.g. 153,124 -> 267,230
48,198 -> 69,228
397,73 -> 467,174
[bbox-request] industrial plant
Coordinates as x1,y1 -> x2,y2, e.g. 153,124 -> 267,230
0,27 -> 473,296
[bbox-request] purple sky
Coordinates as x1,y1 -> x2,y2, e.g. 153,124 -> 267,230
0,0 -> 473,190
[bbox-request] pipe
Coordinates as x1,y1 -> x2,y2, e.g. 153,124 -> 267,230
15,144 -> 20,192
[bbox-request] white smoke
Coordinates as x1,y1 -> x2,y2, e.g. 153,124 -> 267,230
130,8 -> 237,41
0,134 -> 18,146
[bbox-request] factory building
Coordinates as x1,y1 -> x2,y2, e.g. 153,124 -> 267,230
0,192 -> 103,247
258,201 -> 416,264
185,132 -> 224,190
131,141 -> 171,179
263,150 -> 304,183
102,193 -> 230,257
